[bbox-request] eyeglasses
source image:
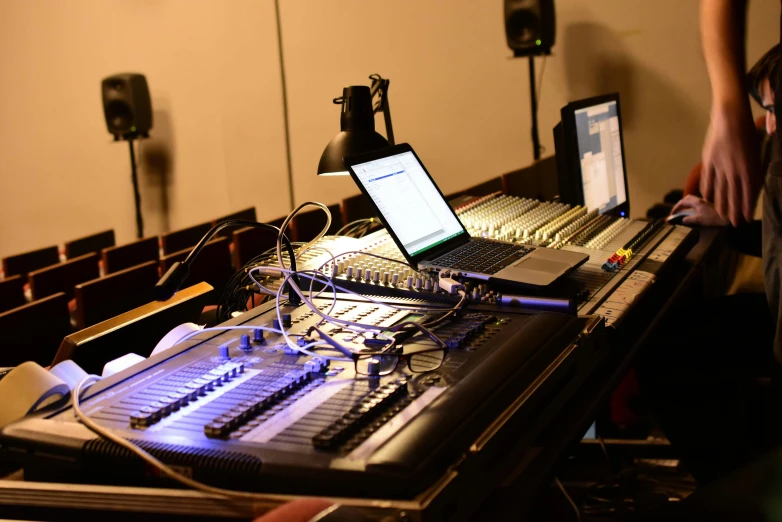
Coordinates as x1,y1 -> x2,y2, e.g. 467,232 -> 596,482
305,325 -> 448,377
353,346 -> 447,376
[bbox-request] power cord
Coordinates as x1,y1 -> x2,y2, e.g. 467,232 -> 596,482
555,477 -> 582,522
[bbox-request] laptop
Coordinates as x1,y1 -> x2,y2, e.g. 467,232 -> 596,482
344,143 -> 589,287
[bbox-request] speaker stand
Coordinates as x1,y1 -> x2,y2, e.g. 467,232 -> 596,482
128,138 -> 144,239
528,56 -> 541,161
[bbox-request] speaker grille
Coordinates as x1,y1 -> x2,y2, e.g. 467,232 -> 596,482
105,100 -> 133,133
506,10 -> 541,47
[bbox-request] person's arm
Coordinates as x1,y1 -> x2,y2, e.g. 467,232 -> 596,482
700,0 -> 762,226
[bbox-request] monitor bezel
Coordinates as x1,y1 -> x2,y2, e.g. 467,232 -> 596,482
343,143 -> 471,265
558,93 -> 631,217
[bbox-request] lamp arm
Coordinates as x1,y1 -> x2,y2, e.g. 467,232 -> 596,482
381,90 -> 395,146
369,74 -> 395,146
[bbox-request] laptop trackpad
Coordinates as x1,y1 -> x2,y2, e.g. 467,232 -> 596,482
513,257 -> 571,274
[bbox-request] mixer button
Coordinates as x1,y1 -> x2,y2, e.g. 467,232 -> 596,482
204,422 -> 228,438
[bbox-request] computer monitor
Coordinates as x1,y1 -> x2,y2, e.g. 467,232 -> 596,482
553,93 -> 630,216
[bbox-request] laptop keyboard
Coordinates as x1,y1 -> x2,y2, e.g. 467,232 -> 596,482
430,239 -> 534,275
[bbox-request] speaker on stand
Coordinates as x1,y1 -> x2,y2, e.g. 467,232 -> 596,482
101,73 -> 153,239
504,0 -> 556,160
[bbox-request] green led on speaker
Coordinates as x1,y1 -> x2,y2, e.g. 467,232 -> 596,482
536,39 -> 542,46
131,126 -> 136,132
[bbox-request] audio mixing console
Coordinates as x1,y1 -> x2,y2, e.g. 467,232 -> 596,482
248,193 -> 697,324
1,294 -> 604,520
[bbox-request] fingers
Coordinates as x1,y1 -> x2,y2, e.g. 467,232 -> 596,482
713,166 -> 726,218
726,170 -> 744,227
700,160 -> 714,202
671,195 -> 700,215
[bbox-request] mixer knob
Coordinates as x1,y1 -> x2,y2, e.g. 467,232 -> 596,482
373,270 -> 380,284
433,280 -> 440,292
219,344 -> 231,360
253,328 -> 265,344
383,272 -> 390,284
392,273 -> 400,286
406,276 -> 414,289
415,278 -> 423,290
346,265 -> 354,279
424,279 -> 432,291
239,334 -> 252,352
282,314 -> 292,327
272,318 -> 282,330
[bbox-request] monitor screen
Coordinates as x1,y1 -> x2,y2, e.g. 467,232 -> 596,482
573,100 -> 627,213
350,151 -> 465,258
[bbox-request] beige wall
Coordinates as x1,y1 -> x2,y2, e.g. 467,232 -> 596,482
282,0 -> 778,217
0,0 -> 289,259
0,0 -> 779,260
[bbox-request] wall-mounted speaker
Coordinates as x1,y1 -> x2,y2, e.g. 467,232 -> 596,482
504,0 -> 556,57
101,73 -> 153,140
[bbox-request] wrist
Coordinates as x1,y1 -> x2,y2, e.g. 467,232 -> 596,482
711,86 -> 750,113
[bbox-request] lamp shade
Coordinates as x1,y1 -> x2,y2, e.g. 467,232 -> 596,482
317,85 -> 390,176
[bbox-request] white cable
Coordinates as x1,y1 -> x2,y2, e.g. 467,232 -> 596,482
282,270 -> 447,340
276,202 -> 332,270
555,477 -> 582,522
271,270 -> 447,356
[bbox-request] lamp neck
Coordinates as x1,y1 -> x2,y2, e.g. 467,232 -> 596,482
338,86 -> 375,132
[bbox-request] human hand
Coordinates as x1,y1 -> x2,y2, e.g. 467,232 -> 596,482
670,195 -> 729,227
700,102 -> 762,226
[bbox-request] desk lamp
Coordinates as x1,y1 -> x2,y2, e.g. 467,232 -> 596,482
317,74 -> 395,176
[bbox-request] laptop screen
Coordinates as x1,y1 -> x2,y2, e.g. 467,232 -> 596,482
350,151 -> 465,258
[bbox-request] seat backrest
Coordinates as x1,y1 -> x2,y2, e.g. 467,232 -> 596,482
102,236 -> 160,275
29,252 -> 100,301
74,260 -> 159,330
232,226 -> 279,270
2,245 -> 60,279
341,193 -> 377,224
289,203 -> 344,242
64,230 -> 116,260
0,275 -> 26,314
213,207 -> 257,239
161,222 -> 212,255
0,292 -> 71,367
160,237 -> 233,298
53,282 -> 213,375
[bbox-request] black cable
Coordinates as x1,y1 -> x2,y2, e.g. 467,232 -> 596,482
155,220 -> 299,302
216,242 -> 308,322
